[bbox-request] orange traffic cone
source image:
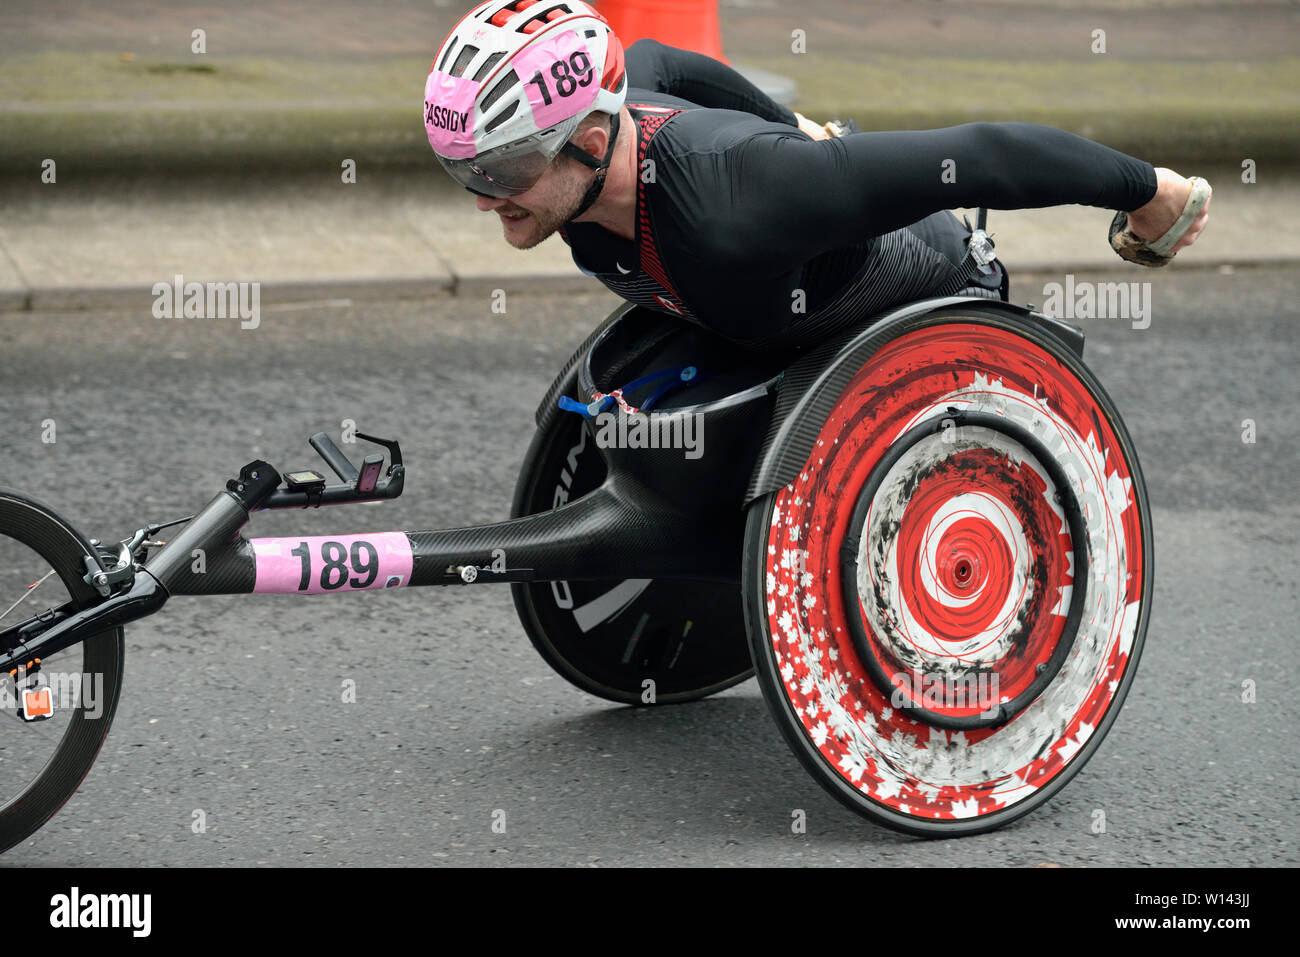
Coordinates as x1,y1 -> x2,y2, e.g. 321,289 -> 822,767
595,0 -> 729,64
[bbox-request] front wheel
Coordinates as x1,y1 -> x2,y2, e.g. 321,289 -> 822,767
0,489 -> 126,854
742,307 -> 1153,836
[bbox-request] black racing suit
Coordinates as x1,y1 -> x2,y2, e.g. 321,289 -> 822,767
556,39 -> 1158,349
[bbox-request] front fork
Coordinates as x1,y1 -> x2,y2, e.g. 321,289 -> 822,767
0,465 -> 263,677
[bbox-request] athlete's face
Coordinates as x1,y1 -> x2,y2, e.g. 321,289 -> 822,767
473,156 -> 589,250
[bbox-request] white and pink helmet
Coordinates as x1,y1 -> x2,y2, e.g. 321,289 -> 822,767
425,1 -> 628,197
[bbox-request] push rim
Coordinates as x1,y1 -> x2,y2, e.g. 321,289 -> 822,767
839,409 -> 1090,731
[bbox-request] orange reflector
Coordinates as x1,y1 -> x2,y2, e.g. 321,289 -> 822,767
22,687 -> 53,721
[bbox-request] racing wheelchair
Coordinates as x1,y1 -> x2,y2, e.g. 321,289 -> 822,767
0,240 -> 1152,848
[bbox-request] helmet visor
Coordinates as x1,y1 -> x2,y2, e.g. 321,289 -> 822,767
438,150 -> 550,197
436,133 -> 567,198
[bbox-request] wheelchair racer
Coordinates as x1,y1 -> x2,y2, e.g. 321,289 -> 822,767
425,0 -> 1210,347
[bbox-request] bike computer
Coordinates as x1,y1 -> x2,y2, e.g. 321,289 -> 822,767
283,469 -> 327,494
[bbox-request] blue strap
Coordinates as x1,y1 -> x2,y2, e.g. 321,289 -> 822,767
558,365 -> 698,419
557,395 -> 611,418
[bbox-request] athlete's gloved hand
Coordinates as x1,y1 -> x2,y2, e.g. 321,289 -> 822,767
1110,167 -> 1212,266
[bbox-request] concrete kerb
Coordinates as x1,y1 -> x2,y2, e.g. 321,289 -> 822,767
0,160 -> 1292,314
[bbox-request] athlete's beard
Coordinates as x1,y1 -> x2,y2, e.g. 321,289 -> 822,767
501,165 -> 588,250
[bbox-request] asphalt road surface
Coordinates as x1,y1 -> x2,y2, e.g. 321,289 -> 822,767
1,266 -> 1296,866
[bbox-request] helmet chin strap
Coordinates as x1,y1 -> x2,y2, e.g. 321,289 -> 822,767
559,109 -> 622,224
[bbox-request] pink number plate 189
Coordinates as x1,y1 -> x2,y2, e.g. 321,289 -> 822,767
251,533 -> 413,594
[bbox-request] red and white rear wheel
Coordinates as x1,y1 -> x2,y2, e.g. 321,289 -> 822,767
743,308 -> 1152,835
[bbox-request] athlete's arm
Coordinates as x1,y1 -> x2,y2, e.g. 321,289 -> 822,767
696,120 -> 1158,266
624,38 -> 799,126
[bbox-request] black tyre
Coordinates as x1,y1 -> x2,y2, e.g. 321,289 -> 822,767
742,305 -> 1153,836
0,488 -> 126,853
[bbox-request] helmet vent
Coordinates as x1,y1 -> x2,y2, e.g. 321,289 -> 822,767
517,4 -> 572,34
483,100 -> 520,135
450,44 -> 480,78
472,51 -> 506,82
437,40 -> 458,72
481,69 -> 520,114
